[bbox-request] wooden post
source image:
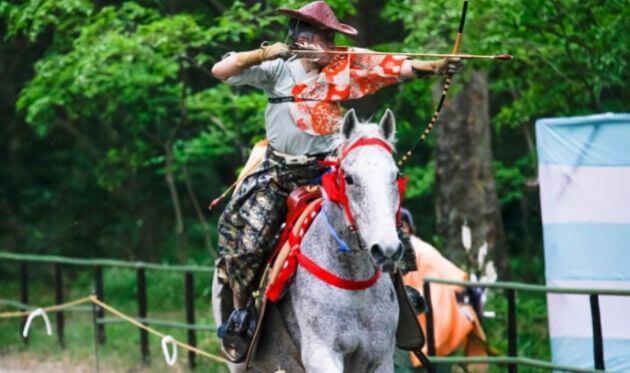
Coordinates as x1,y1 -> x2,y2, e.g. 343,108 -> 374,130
91,292 -> 101,373
20,262 -> 29,345
422,281 -> 436,373
589,294 -> 605,370
94,266 -> 106,344
505,289 -> 517,373
185,272 -> 197,369
422,281 -> 436,355
137,268 -> 149,363
54,263 -> 65,348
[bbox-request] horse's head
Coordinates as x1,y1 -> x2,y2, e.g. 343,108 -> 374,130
324,109 -> 406,272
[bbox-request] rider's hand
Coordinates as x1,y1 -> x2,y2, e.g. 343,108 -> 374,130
409,58 -> 462,78
433,57 -> 462,75
261,42 -> 292,61
235,42 -> 291,68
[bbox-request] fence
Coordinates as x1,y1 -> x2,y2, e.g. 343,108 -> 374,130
0,251 -> 215,369
4,251 -> 630,371
422,277 -> 630,373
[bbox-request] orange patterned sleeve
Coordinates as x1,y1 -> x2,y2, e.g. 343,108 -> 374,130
288,49 -> 407,136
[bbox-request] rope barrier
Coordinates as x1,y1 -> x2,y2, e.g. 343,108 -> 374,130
0,296 -> 93,318
0,291 -> 615,371
0,295 -> 228,366
161,335 -> 178,366
89,296 -> 228,364
22,308 -> 52,338
96,316 -> 216,331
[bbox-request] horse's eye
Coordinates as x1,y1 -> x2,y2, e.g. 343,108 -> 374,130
344,175 -> 354,185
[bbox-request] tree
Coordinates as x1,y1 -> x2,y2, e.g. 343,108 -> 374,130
435,71 -> 507,274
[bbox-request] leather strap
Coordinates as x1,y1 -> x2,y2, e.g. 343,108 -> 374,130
268,96 -> 295,103
294,247 -> 381,290
267,97 -> 320,104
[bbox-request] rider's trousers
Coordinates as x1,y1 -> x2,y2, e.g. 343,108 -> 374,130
216,147 -> 327,299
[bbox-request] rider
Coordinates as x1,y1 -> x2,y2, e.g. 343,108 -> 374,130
211,0 -> 461,360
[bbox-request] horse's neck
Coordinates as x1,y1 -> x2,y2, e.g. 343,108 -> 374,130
301,200 -> 375,280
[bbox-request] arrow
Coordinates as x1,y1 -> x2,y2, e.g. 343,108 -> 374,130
291,49 -> 513,61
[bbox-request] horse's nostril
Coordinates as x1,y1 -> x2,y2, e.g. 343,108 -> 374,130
370,244 -> 385,263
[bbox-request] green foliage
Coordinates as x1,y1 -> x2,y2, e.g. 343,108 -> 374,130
484,290 -> 551,366
403,161 -> 435,199
493,156 -> 531,205
1,0 -> 93,41
0,0 -> 628,364
3,0 -> 627,267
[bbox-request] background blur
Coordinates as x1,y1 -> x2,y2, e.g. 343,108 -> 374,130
1,0 -> 628,370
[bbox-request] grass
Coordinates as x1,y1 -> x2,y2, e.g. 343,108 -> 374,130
0,262 -> 227,372
481,289 -> 552,373
0,261 -> 553,372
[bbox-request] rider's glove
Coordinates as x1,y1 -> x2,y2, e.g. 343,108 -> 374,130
235,42 -> 291,68
410,57 -> 462,77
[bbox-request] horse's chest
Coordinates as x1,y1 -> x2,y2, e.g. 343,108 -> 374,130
292,277 -> 398,354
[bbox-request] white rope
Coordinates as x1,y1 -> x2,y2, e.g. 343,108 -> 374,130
22,308 -> 52,338
161,335 -> 178,366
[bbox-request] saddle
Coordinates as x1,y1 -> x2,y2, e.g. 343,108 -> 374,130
238,186 -> 428,368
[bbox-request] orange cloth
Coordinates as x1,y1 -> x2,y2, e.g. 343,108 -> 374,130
403,236 -> 488,369
234,140 -> 268,191
289,48 -> 406,135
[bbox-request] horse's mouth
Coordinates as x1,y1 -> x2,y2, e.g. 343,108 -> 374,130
371,257 -> 398,274
381,261 -> 396,273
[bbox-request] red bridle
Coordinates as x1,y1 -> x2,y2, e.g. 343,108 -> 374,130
320,137 -> 408,231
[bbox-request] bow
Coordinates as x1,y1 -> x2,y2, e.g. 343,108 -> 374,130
398,0 -> 470,166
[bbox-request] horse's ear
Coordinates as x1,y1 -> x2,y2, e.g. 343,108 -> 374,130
379,109 -> 396,142
341,109 -> 359,140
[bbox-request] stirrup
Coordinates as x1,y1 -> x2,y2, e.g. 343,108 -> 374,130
218,306 -> 257,363
405,285 -> 426,315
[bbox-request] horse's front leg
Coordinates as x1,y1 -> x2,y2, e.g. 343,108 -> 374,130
372,353 -> 395,373
301,340 -> 343,373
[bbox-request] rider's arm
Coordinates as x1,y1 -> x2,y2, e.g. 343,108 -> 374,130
400,58 -> 462,79
211,42 -> 291,81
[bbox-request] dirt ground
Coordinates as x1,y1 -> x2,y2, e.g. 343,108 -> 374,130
0,352 -> 189,373
0,353 -> 93,373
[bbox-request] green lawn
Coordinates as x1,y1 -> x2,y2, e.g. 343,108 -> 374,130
0,264 -> 227,371
1,263 -> 551,372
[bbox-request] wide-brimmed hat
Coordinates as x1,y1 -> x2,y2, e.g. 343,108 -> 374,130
277,1 -> 358,36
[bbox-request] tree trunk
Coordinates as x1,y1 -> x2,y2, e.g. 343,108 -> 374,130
164,145 -> 186,260
435,71 -> 508,277
182,165 -> 214,254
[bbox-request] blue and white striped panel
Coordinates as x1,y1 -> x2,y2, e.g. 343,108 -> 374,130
536,113 -> 630,371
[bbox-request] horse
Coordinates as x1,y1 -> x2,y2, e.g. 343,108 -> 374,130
213,108 -> 407,372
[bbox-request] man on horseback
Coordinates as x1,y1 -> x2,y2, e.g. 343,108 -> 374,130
211,0 -> 461,361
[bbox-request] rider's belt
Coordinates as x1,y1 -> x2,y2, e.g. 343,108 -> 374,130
267,97 -> 320,104
269,148 -> 329,165
268,97 -> 295,104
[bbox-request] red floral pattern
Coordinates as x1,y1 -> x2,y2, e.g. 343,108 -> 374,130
289,49 -> 406,136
